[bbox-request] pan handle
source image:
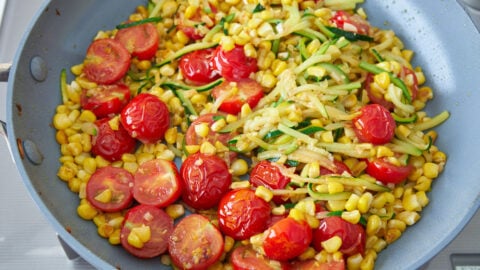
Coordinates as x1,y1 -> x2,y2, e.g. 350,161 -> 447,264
460,0 -> 480,32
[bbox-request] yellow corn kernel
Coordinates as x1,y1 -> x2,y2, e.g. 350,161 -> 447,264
306,39 -> 321,55
166,204 -> 185,219
288,208 -> 305,222
164,127 -> 178,145
358,192 -> 373,213
402,193 -> 421,211
272,205 -> 286,216
327,182 -> 344,194
366,215 -> 382,235
373,72 -> 390,89
56,130 -> 68,145
70,63 -> 84,76
127,232 -> 144,249
184,5 -> 198,19
360,253 -> 375,270
76,77 -> 97,89
371,193 -> 388,209
200,141 -> 216,155
184,144 -> 200,155
53,113 -> 73,130
191,93 -> 207,105
341,210 -> 361,224
372,238 -> 387,253
347,253 -> 364,270
387,219 -> 406,232
230,181 -> 251,190
243,43 -> 257,58
416,191 -> 429,207
260,72 -> 277,88
94,188 -> 112,204
385,228 -> 402,244
108,229 -> 121,245
93,215 -> 106,227
224,236 -> 235,253
230,159 -> 248,176
77,203 -> 98,220
306,66 -> 327,78
321,236 -> 343,253
320,131 -> 334,143
123,162 -> 139,174
376,145 -> 394,158
57,165 -> 76,182
272,60 -> 288,77
298,247 -> 316,261
326,200 -> 346,212
423,162 -> 439,178
396,211 -> 420,226
210,118 -> 226,132
257,22 -> 275,37
98,223 -> 115,238
255,186 -> 273,202
345,194 -> 360,211
132,225 -> 151,243
194,122 -> 210,138
402,50 -> 414,62
68,178 -> 82,193
220,36 -> 236,51
240,103 -> 252,118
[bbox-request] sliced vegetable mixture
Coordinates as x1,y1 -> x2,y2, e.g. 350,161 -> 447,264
53,0 -> 449,269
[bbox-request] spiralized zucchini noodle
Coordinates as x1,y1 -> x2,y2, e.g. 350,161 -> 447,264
53,0 -> 449,269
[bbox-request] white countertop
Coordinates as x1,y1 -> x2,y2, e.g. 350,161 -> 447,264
0,1 -> 478,270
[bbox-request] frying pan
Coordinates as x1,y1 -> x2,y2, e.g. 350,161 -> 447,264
2,0 -> 480,269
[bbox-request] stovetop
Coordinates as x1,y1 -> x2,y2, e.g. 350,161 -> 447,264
0,1 -> 478,269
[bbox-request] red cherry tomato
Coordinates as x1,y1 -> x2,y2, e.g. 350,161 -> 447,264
330,10 -> 370,35
120,93 -> 170,144
263,217 -> 313,261
212,45 -> 258,81
230,245 -> 289,270
133,159 -> 182,208
179,48 -> 220,85
364,67 -> 419,111
120,204 -> 174,258
115,23 -> 159,60
250,160 -> 291,204
83,38 -> 131,85
313,216 -> 366,257
352,104 -> 396,145
86,166 -> 134,212
81,83 -> 131,118
178,25 -> 205,40
91,118 -> 136,162
169,214 -> 224,270
180,153 -> 232,209
366,157 -> 413,184
320,160 -> 352,176
211,79 -> 264,115
218,189 -> 271,240
290,259 -> 345,270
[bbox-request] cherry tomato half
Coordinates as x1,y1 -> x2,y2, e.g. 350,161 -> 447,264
120,204 -> 174,258
133,159 -> 182,208
230,245 -> 289,270
115,22 -> 159,60
81,83 -> 131,118
330,10 -> 370,35
290,259 -> 345,270
180,153 -> 232,209
263,217 -> 313,261
179,48 -> 220,85
313,216 -> 366,257
366,157 -> 413,184
211,79 -> 264,115
320,160 -> 352,176
212,45 -> 258,81
169,214 -> 224,270
86,166 -> 134,212
352,104 -> 396,145
83,38 -> 131,85
91,118 -> 136,162
120,93 -> 170,144
218,189 -> 271,240
250,160 -> 291,204
185,113 -> 234,146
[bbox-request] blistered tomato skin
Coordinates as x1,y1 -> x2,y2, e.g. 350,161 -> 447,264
218,189 -> 271,240
250,160 -> 290,204
115,22 -> 159,60
83,38 -> 131,85
81,83 -> 131,118
366,157 -> 413,184
313,216 -> 366,257
212,45 -> 258,81
120,205 -> 174,258
180,153 -> 232,210
179,48 -> 220,85
352,104 -> 396,145
169,214 -> 224,270
120,93 -> 170,144
211,79 -> 264,115
263,217 -> 313,261
91,118 -> 136,162
230,245 -> 289,270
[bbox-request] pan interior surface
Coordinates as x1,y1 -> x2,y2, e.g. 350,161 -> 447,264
6,0 -> 480,269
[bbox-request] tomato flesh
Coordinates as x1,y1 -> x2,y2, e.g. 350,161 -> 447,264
218,189 -> 271,240
169,214 -> 224,270
211,79 -> 264,115
179,48 -> 220,85
366,157 -> 413,184
91,118 -> 136,162
120,204 -> 174,258
263,217 -> 313,261
230,245 -> 289,270
331,10 -> 370,35
250,160 -> 291,204
180,153 -> 232,209
352,104 -> 396,145
86,166 -> 134,212
83,38 -> 131,85
290,259 -> 345,270
212,45 -> 258,81
120,93 -> 170,144
115,22 -> 159,60
313,216 -> 366,257
320,160 -> 352,176
133,159 -> 182,208
185,113 -> 234,146
81,83 -> 131,118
